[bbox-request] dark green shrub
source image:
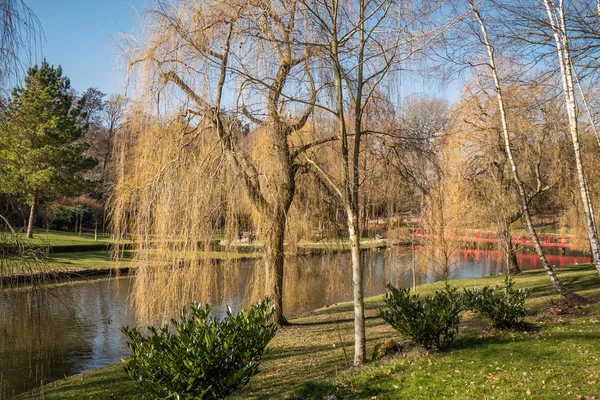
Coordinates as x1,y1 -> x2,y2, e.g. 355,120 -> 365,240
380,285 -> 464,351
121,298 -> 277,400
47,205 -> 76,229
48,205 -> 96,230
464,277 -> 531,329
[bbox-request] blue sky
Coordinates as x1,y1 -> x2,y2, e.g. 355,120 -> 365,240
23,0 -> 462,102
26,0 -> 147,96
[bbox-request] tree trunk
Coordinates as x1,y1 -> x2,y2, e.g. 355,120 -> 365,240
498,219 -> 520,275
26,195 -> 36,239
542,0 -> 600,276
507,247 -> 519,275
347,207 -> 366,366
260,122 -> 295,327
265,211 -> 288,326
470,1 -> 585,304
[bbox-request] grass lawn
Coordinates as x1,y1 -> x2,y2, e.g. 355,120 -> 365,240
0,251 -> 133,280
297,239 -> 395,250
22,264 -> 600,400
16,229 -> 113,247
19,249 -> 258,275
3,228 -> 393,252
47,251 -> 133,270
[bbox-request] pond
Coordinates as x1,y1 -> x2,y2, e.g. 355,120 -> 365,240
0,246 -> 591,397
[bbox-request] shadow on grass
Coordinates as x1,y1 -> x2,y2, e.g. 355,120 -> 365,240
291,378 -> 393,400
291,380 -> 340,400
450,327 -> 600,352
527,276 -> 600,299
22,375 -> 142,400
291,314 -> 382,327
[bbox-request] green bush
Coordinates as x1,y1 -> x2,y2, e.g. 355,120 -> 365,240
464,277 -> 531,329
121,298 -> 277,400
47,205 -> 76,229
380,285 -> 464,351
48,205 -> 96,230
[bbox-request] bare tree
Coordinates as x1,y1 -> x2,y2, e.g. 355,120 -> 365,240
452,79 -> 565,275
100,94 -> 128,191
301,0 -> 455,365
540,0 -> 600,277
467,0 -> 585,303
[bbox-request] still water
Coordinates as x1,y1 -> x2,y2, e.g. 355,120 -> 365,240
0,247 -> 591,397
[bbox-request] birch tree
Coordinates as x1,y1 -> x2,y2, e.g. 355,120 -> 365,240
452,79 -> 565,275
467,0 -> 585,302
299,0 -> 395,365
301,0 -> 455,365
540,0 -> 600,277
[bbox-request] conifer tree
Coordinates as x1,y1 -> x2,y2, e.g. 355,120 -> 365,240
0,61 -> 96,238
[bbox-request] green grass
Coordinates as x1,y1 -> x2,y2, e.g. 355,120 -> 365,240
329,319 -> 600,399
297,239 -> 395,250
21,264 -> 600,399
3,228 -> 393,252
43,249 -> 258,273
19,229 -> 113,247
0,251 -> 132,278
47,251 -> 133,270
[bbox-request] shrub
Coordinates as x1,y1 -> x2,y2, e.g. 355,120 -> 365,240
372,339 -> 403,361
48,205 -> 96,230
380,285 -> 464,351
464,277 -> 531,329
121,298 -> 277,400
47,196 -> 104,230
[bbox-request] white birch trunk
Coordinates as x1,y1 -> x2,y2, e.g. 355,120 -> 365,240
469,0 -> 585,303
543,0 -> 600,276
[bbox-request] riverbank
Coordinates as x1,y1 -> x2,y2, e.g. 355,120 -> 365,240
1,230 -> 397,285
2,229 -> 399,251
22,264 -> 600,399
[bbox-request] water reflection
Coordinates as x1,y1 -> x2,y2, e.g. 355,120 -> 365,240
0,278 -> 135,398
0,247 -> 591,397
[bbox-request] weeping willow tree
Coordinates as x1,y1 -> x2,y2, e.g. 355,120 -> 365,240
449,76 -> 567,275
0,0 -> 42,91
110,110 -> 342,323
112,0 -> 354,325
417,127 -> 473,283
0,0 -> 42,269
112,112 -> 232,321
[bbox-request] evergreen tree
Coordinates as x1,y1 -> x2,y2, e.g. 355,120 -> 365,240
0,61 -> 97,238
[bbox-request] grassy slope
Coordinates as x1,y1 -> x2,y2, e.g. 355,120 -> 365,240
22,265 -> 600,400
